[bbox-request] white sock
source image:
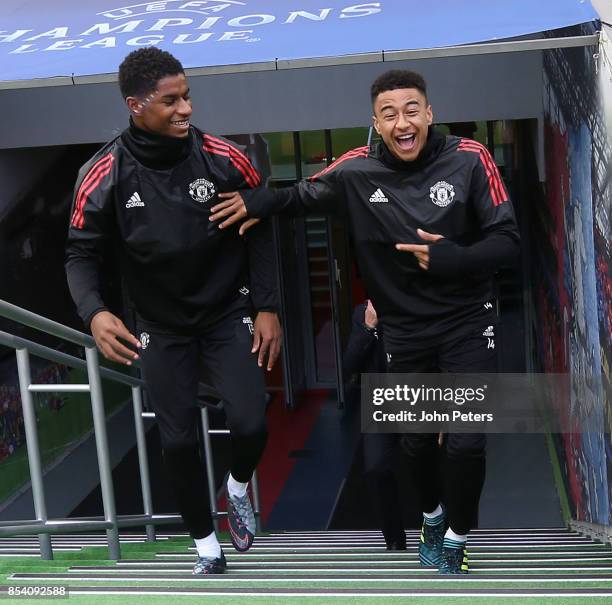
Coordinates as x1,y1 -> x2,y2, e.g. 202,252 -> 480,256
423,504 -> 443,519
445,527 -> 467,543
227,473 -> 248,498
194,531 -> 221,558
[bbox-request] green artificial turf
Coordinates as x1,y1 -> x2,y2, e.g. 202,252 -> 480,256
1,533 -> 611,605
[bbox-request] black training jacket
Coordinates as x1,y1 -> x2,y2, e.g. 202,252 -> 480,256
243,130 -> 519,351
65,127 -> 277,331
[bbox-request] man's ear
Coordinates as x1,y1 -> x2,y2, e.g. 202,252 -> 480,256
125,96 -> 141,115
372,115 -> 381,135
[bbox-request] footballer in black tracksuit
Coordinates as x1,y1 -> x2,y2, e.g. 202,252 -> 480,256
343,303 -> 405,548
242,128 -> 520,534
65,122 -> 276,539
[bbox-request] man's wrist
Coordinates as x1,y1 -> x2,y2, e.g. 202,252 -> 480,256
362,322 -> 378,334
85,306 -> 110,331
241,188 -> 262,218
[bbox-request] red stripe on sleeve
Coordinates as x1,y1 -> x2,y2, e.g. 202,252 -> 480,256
204,137 -> 259,187
71,154 -> 112,226
203,141 -> 258,188
72,157 -> 113,228
202,135 -> 260,188
71,153 -> 114,228
482,150 -> 507,206
207,134 -> 256,175
229,146 -> 261,187
74,162 -> 114,229
471,148 -> 501,206
203,136 -> 260,188
203,142 -> 229,158
476,144 -> 508,206
311,146 -> 368,180
457,140 -> 508,206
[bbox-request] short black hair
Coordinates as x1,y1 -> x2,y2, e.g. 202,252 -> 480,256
370,70 -> 427,104
118,47 -> 184,99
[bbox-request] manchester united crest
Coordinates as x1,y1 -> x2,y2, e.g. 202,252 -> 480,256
429,181 -> 455,207
188,178 -> 216,203
139,332 -> 150,350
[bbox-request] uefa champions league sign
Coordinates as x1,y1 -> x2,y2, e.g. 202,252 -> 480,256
0,2 -> 381,64
0,0 -> 598,82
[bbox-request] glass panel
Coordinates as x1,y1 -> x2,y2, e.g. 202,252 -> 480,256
492,120 -> 517,181
330,127 -> 370,158
260,129 -> 338,385
330,127 -> 371,338
261,132 -> 296,181
299,131 -> 335,383
300,130 -> 327,178
444,121 -> 487,144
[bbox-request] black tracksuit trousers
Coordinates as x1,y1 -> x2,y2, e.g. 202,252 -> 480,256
363,432 -> 405,546
387,306 -> 497,535
137,297 -> 268,539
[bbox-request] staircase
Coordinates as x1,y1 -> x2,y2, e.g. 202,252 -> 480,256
3,528 -> 612,601
305,216 -> 332,324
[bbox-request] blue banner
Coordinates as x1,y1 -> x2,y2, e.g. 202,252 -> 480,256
0,0 -> 599,82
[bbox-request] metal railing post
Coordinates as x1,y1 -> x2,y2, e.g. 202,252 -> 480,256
84,346 -> 120,560
0,301 -> 192,554
131,386 -> 155,541
15,349 -> 53,560
200,407 -> 220,532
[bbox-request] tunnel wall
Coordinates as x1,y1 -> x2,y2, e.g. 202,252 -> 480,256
532,23 -> 611,525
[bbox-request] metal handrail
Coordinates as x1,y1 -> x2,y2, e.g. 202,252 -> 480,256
0,299 -> 92,348
0,331 -> 142,388
0,298 -> 264,557
0,298 -> 154,560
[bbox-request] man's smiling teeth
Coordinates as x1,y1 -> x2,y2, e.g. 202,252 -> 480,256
172,120 -> 189,126
397,134 -> 414,140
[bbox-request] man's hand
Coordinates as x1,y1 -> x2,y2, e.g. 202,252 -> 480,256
252,311 -> 282,371
210,192 -> 248,229
364,300 -> 378,329
90,311 -> 141,365
395,228 -> 444,270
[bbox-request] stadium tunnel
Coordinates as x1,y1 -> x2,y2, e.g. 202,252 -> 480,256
0,0 -> 610,545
